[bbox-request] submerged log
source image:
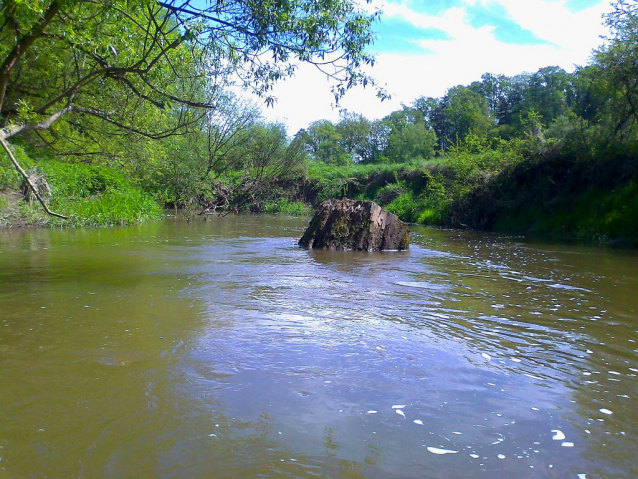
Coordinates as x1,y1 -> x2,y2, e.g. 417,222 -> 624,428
299,199 -> 410,251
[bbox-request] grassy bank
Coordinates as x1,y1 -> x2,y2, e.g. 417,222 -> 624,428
2,141 -> 636,246
0,146 -> 162,227
290,140 -> 638,246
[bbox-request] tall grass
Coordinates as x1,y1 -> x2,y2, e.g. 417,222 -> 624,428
262,199 -> 312,215
0,154 -> 162,227
41,161 -> 162,226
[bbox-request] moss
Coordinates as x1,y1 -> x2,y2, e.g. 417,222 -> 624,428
398,230 -> 410,250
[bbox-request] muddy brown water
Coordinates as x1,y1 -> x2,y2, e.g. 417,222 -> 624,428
0,215 -> 636,478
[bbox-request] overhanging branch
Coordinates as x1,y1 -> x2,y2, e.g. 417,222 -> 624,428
0,137 -> 68,220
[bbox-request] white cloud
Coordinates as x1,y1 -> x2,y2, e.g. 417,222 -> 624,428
254,0 -> 613,134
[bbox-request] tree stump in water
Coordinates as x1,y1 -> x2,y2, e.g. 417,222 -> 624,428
299,199 -> 410,251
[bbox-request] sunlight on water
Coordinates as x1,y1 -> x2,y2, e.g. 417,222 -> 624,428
0,216 -> 637,477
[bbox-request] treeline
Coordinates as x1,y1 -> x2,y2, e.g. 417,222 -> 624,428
287,1 -> 638,243
296,63 -> 617,165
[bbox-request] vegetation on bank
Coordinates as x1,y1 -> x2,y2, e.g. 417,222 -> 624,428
295,141 -> 638,245
1,1 -> 637,246
1,145 -> 161,226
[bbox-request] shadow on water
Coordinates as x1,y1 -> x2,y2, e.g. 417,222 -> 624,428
0,215 -> 636,477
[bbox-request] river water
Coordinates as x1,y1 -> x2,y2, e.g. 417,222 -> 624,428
0,215 -> 636,478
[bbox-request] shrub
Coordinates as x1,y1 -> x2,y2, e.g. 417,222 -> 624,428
376,182 -> 404,205
385,192 -> 425,223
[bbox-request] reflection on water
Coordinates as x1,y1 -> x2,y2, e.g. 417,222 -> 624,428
0,216 -> 637,478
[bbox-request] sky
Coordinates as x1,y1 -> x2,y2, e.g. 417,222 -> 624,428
251,0 -> 614,134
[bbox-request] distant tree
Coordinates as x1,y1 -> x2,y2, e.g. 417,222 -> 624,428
438,86 -> 493,150
413,96 -> 441,130
470,73 -> 511,123
595,0 -> 638,136
336,111 -> 373,162
524,66 -> 572,124
302,120 -> 348,165
385,121 -> 437,162
382,107 -> 436,162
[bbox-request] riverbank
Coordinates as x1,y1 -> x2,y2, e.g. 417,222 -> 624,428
284,147 -> 638,246
2,143 -> 637,247
0,146 -> 162,228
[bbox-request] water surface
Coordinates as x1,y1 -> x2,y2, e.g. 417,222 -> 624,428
0,216 -> 636,478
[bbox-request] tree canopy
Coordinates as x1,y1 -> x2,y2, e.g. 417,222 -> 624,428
0,0 -> 383,215
0,0 -> 381,142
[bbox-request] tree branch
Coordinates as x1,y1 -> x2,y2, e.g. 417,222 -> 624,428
0,137 -> 68,219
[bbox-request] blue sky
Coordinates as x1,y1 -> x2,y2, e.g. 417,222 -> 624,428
256,0 -> 612,133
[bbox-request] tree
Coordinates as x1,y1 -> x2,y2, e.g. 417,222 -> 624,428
301,120 -> 348,165
0,0 -> 382,215
595,0 -> 638,136
382,107 -> 436,162
524,66 -> 572,125
385,122 -> 437,162
336,111 -> 373,162
437,86 -> 493,150
203,122 -> 306,213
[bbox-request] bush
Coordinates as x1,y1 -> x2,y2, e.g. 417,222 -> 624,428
51,187 -> 162,226
39,161 -> 128,198
385,192 -> 424,223
376,182 -> 404,205
1,152 -> 162,226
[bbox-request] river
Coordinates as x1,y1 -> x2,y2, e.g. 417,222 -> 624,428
0,215 -> 636,478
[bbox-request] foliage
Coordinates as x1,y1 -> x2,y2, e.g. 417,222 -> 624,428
0,0 -> 383,139
51,188 -> 163,227
0,144 -> 34,189
385,192 -> 424,223
491,180 -> 638,245
0,0 -> 384,221
42,160 -> 163,226
0,155 -> 162,226
262,199 -> 312,215
594,0 -> 638,138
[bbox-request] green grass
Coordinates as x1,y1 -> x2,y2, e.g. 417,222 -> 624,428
0,154 -> 162,227
51,188 -> 163,226
0,144 -> 34,190
384,190 -> 447,225
306,161 -> 424,203
385,192 -> 423,223
36,160 -> 162,226
262,199 -> 312,215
